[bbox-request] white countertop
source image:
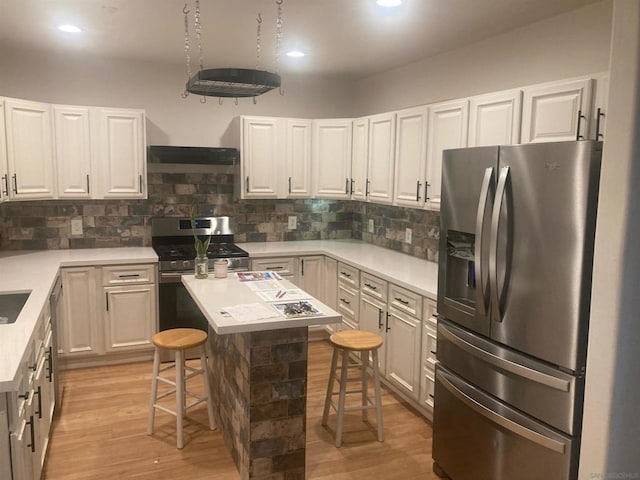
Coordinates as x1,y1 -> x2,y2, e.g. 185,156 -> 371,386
182,274 -> 341,334
0,248 -> 157,392
240,240 -> 439,300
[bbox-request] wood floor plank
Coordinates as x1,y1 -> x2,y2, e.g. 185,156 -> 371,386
43,340 -> 438,479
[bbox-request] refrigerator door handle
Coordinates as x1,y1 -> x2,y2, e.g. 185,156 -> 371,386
489,166 -> 510,322
439,323 -> 571,392
437,369 -> 567,454
474,167 -> 494,316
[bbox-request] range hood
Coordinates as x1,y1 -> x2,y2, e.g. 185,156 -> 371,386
147,146 -> 238,165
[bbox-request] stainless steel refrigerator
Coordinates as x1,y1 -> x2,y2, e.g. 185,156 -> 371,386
433,141 -> 602,480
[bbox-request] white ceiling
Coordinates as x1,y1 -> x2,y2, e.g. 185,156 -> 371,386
0,0 -> 602,80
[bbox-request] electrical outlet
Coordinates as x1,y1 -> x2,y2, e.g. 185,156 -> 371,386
71,217 -> 83,236
288,216 -> 297,230
405,228 -> 412,244
368,219 -> 374,233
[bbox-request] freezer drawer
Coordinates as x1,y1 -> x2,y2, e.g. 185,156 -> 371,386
433,366 -> 578,480
437,320 -> 583,435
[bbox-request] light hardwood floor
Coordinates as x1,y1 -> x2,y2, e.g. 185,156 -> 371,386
43,340 -> 438,479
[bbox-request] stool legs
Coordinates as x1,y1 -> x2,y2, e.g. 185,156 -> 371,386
147,347 -> 160,435
176,349 -> 185,449
335,349 -> 350,447
372,349 -> 384,442
200,351 -> 216,430
361,351 -> 369,422
322,348 -> 339,427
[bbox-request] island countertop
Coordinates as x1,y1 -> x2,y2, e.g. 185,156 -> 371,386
182,273 -> 341,334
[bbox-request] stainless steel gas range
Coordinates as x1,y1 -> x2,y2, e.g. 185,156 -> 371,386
151,217 -> 249,358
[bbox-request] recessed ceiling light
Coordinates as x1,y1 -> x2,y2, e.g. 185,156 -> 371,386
376,0 -> 403,6
286,50 -> 305,58
58,24 -> 82,33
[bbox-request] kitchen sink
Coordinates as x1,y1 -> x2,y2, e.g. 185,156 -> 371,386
0,292 -> 31,325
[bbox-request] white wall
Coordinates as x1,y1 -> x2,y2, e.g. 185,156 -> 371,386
0,49 -> 355,146
580,0 -> 640,477
353,0 -> 613,115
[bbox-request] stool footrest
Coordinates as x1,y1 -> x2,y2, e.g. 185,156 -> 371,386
154,404 -> 178,417
156,389 -> 177,401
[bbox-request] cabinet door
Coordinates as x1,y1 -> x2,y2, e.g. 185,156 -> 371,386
298,256 -> 324,301
241,116 -> 281,198
468,90 -> 522,146
425,99 -> 469,208
104,285 -> 156,352
0,100 -> 9,203
4,98 -> 56,199
394,106 -> 428,207
351,117 -> 369,201
60,267 -> 99,356
312,119 -> 352,199
360,295 -> 386,370
0,397 -> 11,480
286,119 -> 312,198
54,105 -> 92,198
385,311 -> 421,401
367,112 -> 396,204
95,108 -> 146,198
521,78 -> 593,143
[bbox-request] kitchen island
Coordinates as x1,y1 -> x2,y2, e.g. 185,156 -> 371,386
182,273 -> 340,480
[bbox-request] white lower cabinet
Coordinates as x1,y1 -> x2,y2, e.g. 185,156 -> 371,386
419,313 -> 438,417
59,263 -> 157,364
251,257 -> 297,284
385,310 -> 421,401
3,302 -> 56,480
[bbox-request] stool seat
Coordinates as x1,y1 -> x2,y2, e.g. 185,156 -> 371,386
330,330 -> 383,351
152,328 -> 207,350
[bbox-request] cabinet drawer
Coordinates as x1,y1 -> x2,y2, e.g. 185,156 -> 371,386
423,370 -> 435,409
423,298 -> 437,322
337,284 -> 359,324
360,272 -> 387,302
102,264 -> 155,285
389,283 -> 422,318
337,262 -> 359,288
251,257 -> 295,276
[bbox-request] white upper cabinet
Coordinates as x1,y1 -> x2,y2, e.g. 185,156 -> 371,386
351,117 -> 369,201
285,119 -> 312,198
312,119 -> 352,199
394,106 -> 428,208
94,108 -> 146,199
53,105 -> 92,198
367,112 -> 396,204
0,100 -> 8,203
468,90 -> 522,146
241,116 -> 280,199
425,99 -> 469,207
521,78 -> 593,143
4,98 -> 56,200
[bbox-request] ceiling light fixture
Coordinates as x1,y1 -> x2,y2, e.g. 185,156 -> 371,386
181,0 -> 283,103
58,24 -> 82,33
286,50 -> 305,58
376,0 -> 403,7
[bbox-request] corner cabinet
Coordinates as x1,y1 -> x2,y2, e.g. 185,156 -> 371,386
94,108 -> 147,199
3,98 -> 56,200
521,78 -> 594,143
312,119 -> 352,199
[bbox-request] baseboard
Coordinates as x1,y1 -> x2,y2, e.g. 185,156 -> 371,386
59,349 -> 154,370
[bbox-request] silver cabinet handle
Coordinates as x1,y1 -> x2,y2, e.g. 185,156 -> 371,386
437,369 -> 567,454
474,167 -> 494,317
438,323 -> 570,392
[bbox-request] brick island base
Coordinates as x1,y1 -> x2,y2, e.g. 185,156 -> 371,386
206,326 -> 309,480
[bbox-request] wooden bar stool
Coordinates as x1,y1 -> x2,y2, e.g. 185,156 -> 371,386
322,330 -> 384,447
147,328 -> 215,449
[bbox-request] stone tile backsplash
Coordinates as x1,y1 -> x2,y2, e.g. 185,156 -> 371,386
0,172 -> 440,261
